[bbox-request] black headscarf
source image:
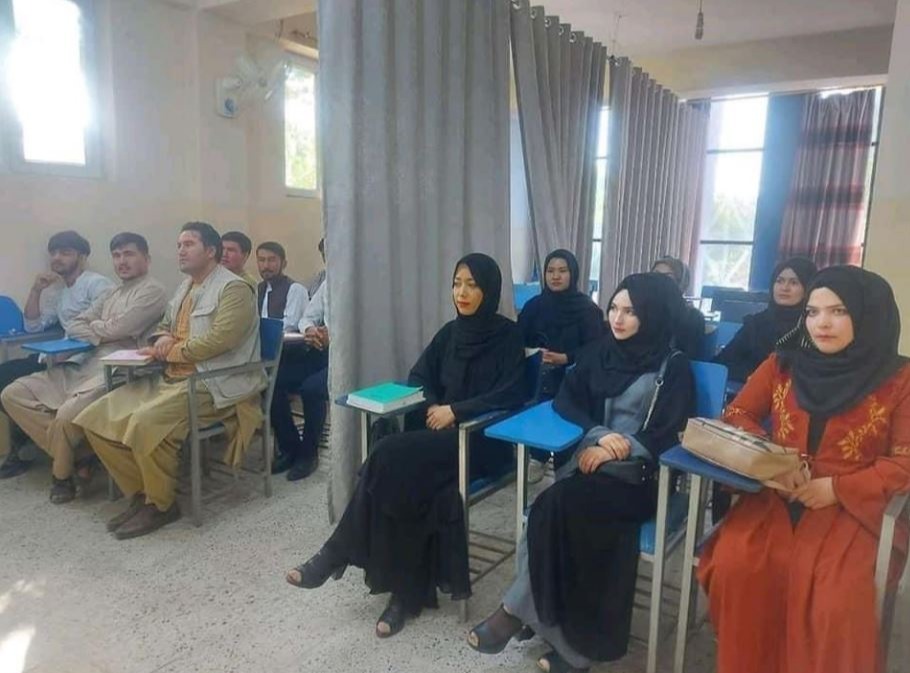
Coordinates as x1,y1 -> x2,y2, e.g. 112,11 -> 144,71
779,266 -> 907,418
556,273 -> 681,429
518,249 -> 604,356
651,256 -> 691,293
451,253 -> 512,360
765,257 -> 818,343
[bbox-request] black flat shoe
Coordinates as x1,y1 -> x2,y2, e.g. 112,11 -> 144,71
0,451 -> 32,479
271,453 -> 295,475
287,455 -> 318,481
466,605 -> 523,654
376,595 -> 410,639
286,547 -> 346,589
537,650 -> 589,673
49,477 -> 76,504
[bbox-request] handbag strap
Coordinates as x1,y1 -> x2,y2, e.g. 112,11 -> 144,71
642,350 -> 682,431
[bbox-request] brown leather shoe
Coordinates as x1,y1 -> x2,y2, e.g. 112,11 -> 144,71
106,493 -> 145,532
114,502 -> 181,540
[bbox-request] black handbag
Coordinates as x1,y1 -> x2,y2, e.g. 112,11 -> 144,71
594,350 -> 681,485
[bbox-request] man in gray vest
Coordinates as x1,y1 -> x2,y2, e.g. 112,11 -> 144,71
75,222 -> 263,540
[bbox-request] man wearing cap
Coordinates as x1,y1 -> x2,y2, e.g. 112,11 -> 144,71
0,230 -> 115,479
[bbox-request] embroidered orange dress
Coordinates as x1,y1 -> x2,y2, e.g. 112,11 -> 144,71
698,354 -> 910,673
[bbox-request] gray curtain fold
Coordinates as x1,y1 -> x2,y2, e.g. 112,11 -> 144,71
778,89 -> 875,268
319,0 -> 512,520
510,0 -> 606,283
600,57 -> 709,300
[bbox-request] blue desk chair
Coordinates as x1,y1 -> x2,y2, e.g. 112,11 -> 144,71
0,296 -> 24,336
698,321 -> 740,361
513,283 -> 541,312
104,318 -> 284,526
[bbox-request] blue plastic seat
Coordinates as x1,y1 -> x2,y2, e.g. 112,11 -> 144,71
513,283 -> 541,312
0,296 -> 24,336
640,492 -> 688,555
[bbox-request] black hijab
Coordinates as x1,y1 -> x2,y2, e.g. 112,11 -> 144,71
537,250 -> 599,325
451,253 -> 513,359
651,256 -> 691,293
765,257 -> 818,343
575,273 -> 680,397
779,266 -> 907,418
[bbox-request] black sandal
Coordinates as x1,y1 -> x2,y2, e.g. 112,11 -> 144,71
285,548 -> 346,589
375,594 -> 410,638
466,605 -> 523,654
537,650 -> 589,673
49,477 -> 76,504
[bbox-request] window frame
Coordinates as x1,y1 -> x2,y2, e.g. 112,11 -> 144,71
0,0 -> 103,178
284,52 -> 320,199
695,94 -> 769,291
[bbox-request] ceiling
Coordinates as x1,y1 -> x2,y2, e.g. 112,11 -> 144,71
537,0 -> 897,54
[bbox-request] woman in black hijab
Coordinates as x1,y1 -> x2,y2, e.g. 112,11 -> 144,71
714,257 -> 817,382
651,255 -> 705,359
285,253 -> 527,638
467,273 -> 694,672
518,250 -> 604,393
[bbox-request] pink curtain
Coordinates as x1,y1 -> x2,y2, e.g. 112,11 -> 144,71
778,90 -> 875,267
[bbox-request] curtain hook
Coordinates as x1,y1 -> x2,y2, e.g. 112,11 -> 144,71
510,0 -> 522,10
545,17 -> 552,28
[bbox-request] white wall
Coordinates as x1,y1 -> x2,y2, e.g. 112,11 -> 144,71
634,25 -> 892,99
0,0 -> 322,304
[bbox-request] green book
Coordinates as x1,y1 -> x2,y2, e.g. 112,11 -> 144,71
347,382 -> 425,414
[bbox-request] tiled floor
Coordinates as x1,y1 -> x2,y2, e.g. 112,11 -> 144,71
0,448 -> 906,673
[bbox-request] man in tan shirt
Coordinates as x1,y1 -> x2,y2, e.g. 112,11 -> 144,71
75,222 -> 263,540
1,233 -> 167,504
221,230 -> 257,287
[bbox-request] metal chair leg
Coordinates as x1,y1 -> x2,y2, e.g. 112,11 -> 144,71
647,465 -> 672,673
673,473 -> 705,673
262,419 -> 273,498
188,379 -> 202,527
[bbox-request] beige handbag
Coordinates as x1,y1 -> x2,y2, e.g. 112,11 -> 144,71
682,417 -> 804,488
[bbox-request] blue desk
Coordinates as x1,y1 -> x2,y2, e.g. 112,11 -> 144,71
21,338 -> 93,368
485,401 -> 582,550
659,445 -> 761,673
0,329 -> 65,363
335,390 -> 426,464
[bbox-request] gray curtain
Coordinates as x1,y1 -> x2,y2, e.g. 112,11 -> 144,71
510,0 -> 606,284
600,57 -> 709,300
319,0 -> 512,520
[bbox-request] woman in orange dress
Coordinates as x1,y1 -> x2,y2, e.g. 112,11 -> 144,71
698,266 -> 910,673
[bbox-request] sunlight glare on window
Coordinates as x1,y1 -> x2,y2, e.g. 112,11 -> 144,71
285,63 -> 318,192
9,0 -> 89,165
706,96 -> 768,151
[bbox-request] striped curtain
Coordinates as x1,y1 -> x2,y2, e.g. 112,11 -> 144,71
778,90 -> 875,267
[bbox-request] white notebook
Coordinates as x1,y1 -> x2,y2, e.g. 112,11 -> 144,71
100,349 -> 154,366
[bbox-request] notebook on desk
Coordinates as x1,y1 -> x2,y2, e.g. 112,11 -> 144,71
100,349 -> 154,366
21,338 -> 93,355
346,382 -> 425,414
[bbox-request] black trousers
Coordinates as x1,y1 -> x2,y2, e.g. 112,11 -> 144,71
270,346 -> 328,463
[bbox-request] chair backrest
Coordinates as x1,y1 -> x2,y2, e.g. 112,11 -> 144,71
259,318 -> 284,362
513,283 -> 541,312
691,361 -> 728,419
714,321 -> 741,352
0,296 -> 24,336
719,300 -> 766,324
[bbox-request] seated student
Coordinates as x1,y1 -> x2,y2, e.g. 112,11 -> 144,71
269,268 -> 327,481
651,255 -> 705,359
255,241 -> 309,330
2,233 -> 167,503
698,267 -> 910,673
518,249 -> 603,397
74,222 -> 263,540
713,257 -> 817,383
221,230 -> 257,287
0,230 -> 115,479
285,253 -> 527,638
306,237 -> 326,297
467,273 -> 693,673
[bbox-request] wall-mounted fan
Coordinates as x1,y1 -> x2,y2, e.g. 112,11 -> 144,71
216,54 -> 288,118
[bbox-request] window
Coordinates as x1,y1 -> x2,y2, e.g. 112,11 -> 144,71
695,95 -> 768,291
284,57 -> 319,196
1,0 -> 100,176
590,107 -> 608,294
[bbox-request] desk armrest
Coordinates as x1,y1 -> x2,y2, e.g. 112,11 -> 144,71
459,409 -> 510,432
